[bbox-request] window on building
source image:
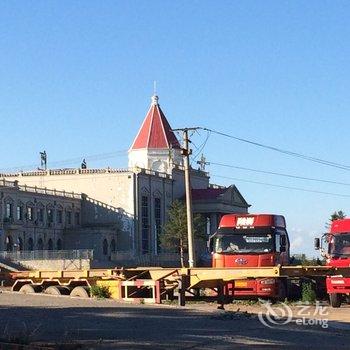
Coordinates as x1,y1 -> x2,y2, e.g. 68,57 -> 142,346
141,196 -> 149,254
16,205 -> 23,221
27,207 -> 33,221
57,239 -> 62,250
74,212 -> 80,225
154,198 -> 161,253
57,210 -> 63,224
6,236 -> 13,252
18,237 -> 23,251
102,239 -> 108,255
37,208 -> 44,222
37,238 -> 44,250
110,239 -> 116,253
28,237 -> 34,251
47,209 -> 54,224
48,239 -> 53,250
66,211 -> 72,225
5,203 -> 12,219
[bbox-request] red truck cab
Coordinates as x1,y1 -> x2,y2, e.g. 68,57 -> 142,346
209,214 -> 290,299
315,219 -> 350,307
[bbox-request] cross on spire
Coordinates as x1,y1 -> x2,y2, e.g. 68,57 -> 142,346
197,154 -> 210,171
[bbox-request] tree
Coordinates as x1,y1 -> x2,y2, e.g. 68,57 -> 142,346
325,210 -> 346,229
159,200 -> 206,267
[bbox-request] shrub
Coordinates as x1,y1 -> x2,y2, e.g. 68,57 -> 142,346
301,282 -> 316,303
90,285 -> 111,299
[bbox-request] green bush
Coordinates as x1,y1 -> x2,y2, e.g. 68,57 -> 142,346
301,282 -> 316,303
90,285 -> 111,299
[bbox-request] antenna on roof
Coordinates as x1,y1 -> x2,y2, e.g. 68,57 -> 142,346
153,80 -> 157,95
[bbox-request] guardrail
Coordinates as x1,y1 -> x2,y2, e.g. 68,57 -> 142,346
0,249 -> 93,261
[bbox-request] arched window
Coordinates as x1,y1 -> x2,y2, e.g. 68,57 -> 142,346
18,237 -> 23,251
26,202 -> 35,222
4,196 -> 14,219
48,239 -> 53,250
57,239 -> 62,250
110,239 -> 116,253
6,236 -> 13,252
37,238 -> 44,250
102,239 -> 108,255
36,203 -> 44,224
28,237 -> 34,251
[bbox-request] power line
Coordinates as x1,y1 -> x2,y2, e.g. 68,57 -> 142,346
210,162 -> 350,186
212,174 -> 350,198
202,127 -> 350,171
190,129 -> 211,165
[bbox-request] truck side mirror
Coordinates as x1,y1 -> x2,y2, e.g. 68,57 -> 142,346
314,238 -> 320,250
280,245 -> 286,253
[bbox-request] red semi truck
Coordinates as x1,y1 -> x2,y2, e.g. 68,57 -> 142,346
208,213 -> 290,300
315,218 -> 350,307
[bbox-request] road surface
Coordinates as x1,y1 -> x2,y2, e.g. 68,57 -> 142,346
0,292 -> 349,349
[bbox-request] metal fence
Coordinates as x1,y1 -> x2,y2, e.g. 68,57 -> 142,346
0,249 -> 93,261
111,251 -> 187,267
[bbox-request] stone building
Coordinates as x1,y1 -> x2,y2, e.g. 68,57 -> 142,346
1,94 -> 250,262
0,179 -> 81,252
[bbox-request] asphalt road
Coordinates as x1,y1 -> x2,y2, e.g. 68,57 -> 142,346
0,292 -> 349,349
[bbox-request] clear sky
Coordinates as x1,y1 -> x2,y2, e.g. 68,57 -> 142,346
1,1 -> 350,257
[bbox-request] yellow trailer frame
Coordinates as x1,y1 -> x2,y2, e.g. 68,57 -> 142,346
6,265 -> 350,305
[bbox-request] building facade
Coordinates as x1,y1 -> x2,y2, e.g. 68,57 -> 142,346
1,94 -> 250,262
0,179 -> 81,252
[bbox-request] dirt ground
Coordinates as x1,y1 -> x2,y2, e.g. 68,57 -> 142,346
0,292 -> 349,349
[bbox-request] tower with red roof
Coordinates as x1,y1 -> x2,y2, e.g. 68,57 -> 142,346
128,94 -> 183,173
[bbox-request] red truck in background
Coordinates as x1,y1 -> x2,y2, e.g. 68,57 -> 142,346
208,213 -> 290,300
315,219 -> 350,307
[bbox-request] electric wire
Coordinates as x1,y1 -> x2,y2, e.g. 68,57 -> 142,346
202,127 -> 350,171
212,174 -> 350,198
210,162 -> 350,187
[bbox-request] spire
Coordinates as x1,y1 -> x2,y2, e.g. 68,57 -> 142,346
129,95 -> 181,150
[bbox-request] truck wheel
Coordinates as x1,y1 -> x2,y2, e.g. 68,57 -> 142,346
45,286 -> 70,296
329,293 -> 342,308
70,286 -> 90,298
345,295 -> 350,305
19,284 -> 41,294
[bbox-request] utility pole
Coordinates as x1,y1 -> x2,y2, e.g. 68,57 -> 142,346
172,127 -> 200,268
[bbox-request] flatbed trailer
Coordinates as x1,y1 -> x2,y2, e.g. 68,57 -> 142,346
4,265 -> 350,306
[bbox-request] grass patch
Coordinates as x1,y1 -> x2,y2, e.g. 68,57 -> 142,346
301,282 -> 317,303
90,285 -> 111,299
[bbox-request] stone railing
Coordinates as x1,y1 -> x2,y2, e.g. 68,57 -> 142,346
0,167 -> 130,178
0,179 -> 81,199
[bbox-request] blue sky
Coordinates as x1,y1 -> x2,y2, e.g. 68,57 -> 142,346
1,1 -> 350,256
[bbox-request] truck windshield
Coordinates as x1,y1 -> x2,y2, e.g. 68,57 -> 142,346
214,229 -> 274,254
329,233 -> 350,257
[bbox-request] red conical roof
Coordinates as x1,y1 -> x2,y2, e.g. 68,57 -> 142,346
130,95 -> 181,150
